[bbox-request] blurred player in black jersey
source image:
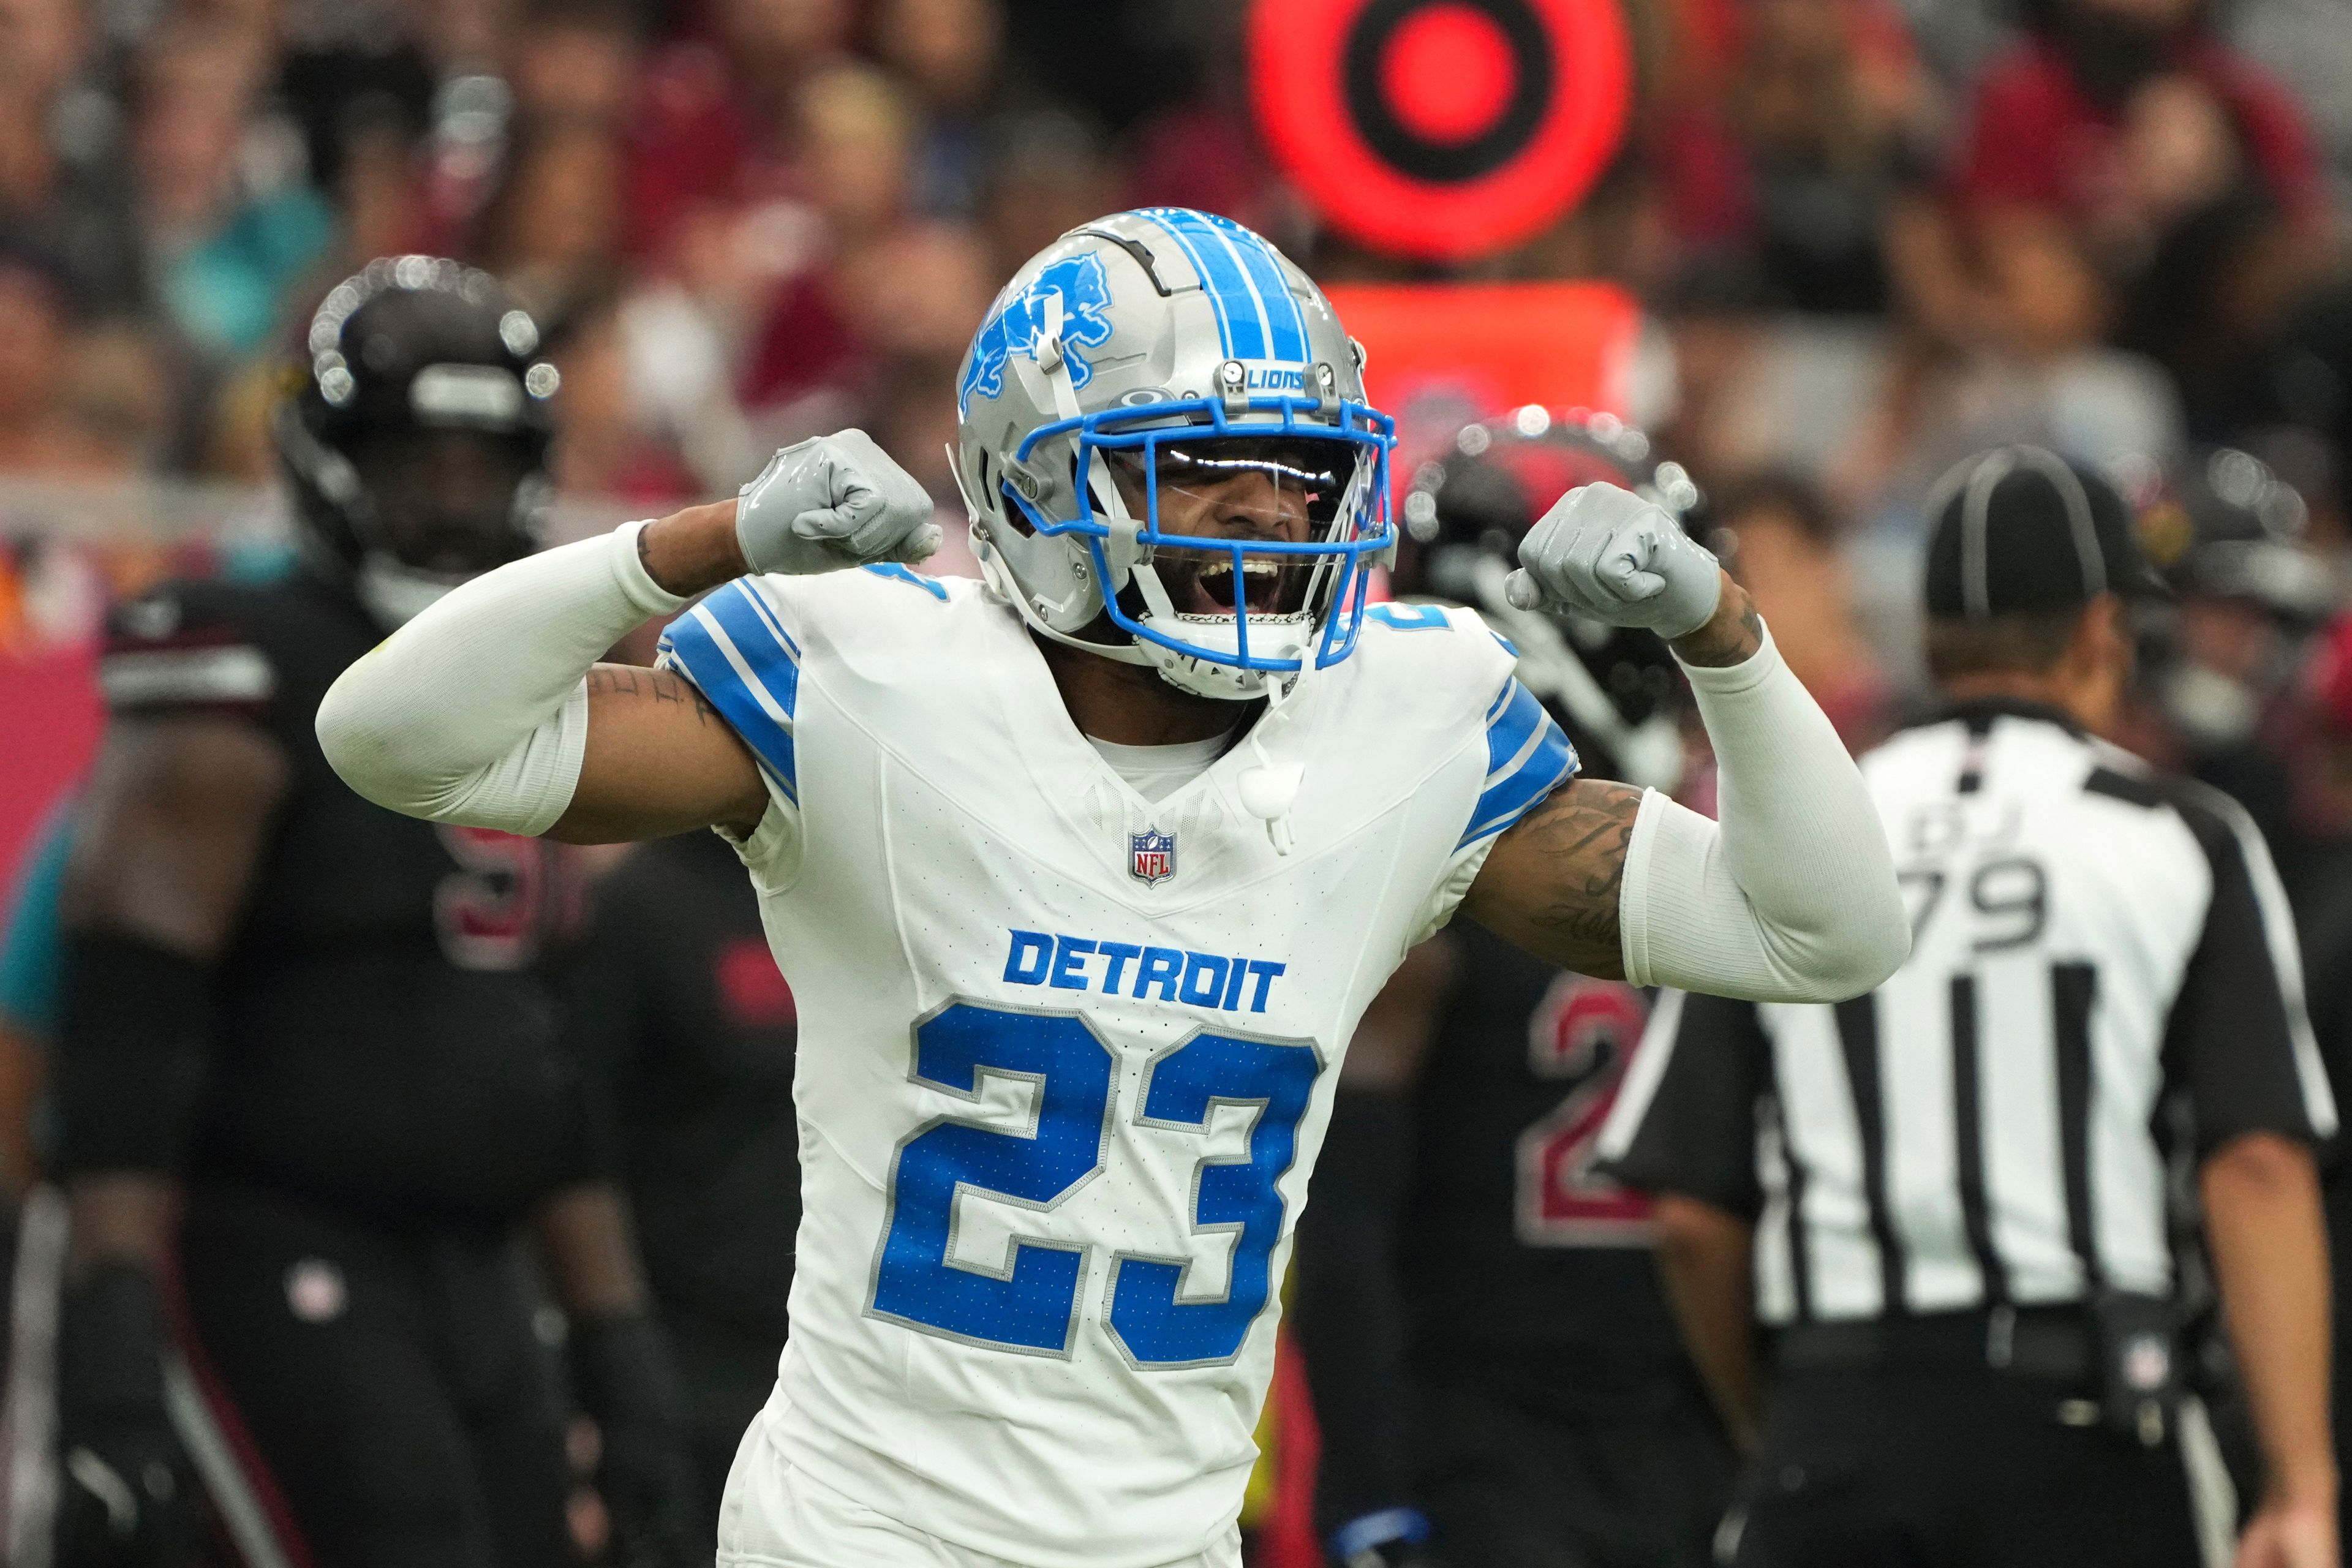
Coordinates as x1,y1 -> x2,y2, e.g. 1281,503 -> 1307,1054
559,826 -> 799,1544
50,258 -> 695,1568
1292,413 -> 1735,1568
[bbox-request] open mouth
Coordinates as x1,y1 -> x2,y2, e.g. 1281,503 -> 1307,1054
1188,556 -> 1287,616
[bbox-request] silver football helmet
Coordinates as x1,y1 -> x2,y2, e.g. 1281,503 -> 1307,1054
952,208 -> 1396,702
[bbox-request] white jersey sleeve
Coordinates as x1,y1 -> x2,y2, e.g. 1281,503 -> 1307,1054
652,567 -> 956,886
1355,603 -> 1581,944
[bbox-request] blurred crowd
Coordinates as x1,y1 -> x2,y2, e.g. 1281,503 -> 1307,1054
0,0 -> 2348,668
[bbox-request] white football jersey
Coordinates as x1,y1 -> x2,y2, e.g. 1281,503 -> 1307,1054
659,567 -> 1577,1567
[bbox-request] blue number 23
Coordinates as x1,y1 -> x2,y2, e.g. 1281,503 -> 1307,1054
869,1000 -> 1319,1367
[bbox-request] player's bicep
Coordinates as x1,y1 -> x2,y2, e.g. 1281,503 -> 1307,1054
1458,778 -> 1643,979
63,717 -> 290,957
549,664 -> 767,844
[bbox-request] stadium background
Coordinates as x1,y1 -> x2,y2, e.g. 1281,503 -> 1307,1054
6,0 -> 2352,1559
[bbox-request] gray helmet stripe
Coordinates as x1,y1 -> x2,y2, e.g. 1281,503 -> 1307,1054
1959,448 -> 2016,621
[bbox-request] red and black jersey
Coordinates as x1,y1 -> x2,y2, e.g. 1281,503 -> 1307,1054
88,569 -> 601,1229
1292,919 -> 1723,1552
1396,923 -> 1702,1410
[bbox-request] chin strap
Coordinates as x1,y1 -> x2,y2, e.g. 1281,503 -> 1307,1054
1237,669 -> 1306,855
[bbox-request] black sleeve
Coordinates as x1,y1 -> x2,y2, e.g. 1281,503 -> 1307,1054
554,856 -> 666,1185
56,581 -> 292,1179
1289,1082 -> 1420,1544
561,866 -> 654,1085
55,935 -> 213,1176
2163,791 -> 2332,1154
1596,989 -> 1770,1217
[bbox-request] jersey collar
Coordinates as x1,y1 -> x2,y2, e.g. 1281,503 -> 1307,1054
1918,695 -> 2087,740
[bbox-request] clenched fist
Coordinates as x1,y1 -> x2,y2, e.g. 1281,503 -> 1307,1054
736,430 -> 943,576
1503,482 -> 1722,641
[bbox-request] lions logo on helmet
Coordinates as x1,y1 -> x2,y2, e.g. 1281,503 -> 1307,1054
959,252 -> 1117,417
954,208 -> 1397,707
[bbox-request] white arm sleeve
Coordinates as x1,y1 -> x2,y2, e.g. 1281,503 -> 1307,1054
1618,631 -> 1908,1003
316,522 -> 687,835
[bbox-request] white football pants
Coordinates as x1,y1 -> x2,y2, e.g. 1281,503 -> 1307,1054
715,1400 -> 1243,1568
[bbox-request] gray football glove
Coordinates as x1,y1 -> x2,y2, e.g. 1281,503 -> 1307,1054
736,429 -> 943,576
1502,481 -> 1723,640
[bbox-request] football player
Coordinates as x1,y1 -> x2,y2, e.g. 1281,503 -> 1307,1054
52,258 -> 695,1567
317,209 -> 1909,1568
1292,414 -> 1734,1568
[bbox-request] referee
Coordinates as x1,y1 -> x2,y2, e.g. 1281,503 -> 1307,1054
1600,447 -> 2340,1568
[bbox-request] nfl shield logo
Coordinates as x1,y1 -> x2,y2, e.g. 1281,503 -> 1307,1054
1129,827 -> 1177,886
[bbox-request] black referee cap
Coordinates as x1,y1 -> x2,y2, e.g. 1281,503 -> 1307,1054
1923,447 -> 2165,620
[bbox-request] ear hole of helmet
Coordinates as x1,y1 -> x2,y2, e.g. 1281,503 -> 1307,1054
980,453 -> 1036,538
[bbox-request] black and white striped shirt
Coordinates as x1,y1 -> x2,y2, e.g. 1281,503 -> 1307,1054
1600,699 -> 2338,1324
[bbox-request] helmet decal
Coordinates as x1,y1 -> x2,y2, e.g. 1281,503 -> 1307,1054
959,251 -> 1117,417
1136,207 -> 1310,362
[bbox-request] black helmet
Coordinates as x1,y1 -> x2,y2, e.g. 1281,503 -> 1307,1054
1395,409 -> 1703,790
276,255 -> 559,627
2135,447 -> 2340,753
2156,447 -> 2336,622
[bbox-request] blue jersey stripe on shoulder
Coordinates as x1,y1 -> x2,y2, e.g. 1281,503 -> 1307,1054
730,578 -> 801,657
701,584 -> 804,693
660,602 -> 799,801
1459,723 -> 1579,848
1484,680 -> 1547,776
1146,209 -> 1264,360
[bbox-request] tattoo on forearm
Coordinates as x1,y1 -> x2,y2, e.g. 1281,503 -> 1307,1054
585,665 -> 717,726
1672,582 -> 1766,669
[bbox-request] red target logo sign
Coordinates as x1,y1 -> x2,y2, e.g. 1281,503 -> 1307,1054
1250,0 -> 1632,262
